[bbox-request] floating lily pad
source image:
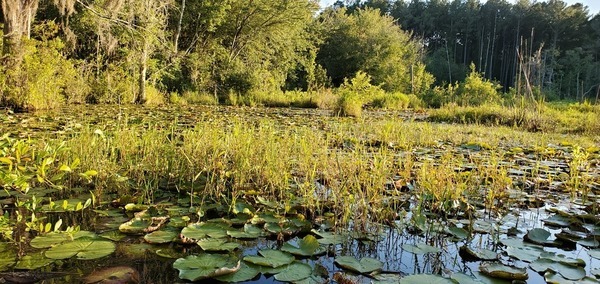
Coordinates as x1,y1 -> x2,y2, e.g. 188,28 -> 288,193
335,256 -> 383,274
460,246 -> 498,261
118,218 -> 152,235
45,237 -> 116,260
402,243 -> 441,254
530,258 -> 585,281
447,226 -> 469,240
232,201 -> 255,215
198,238 -> 240,252
181,223 -> 229,240
173,254 -> 239,281
400,274 -> 456,284
538,252 -> 585,267
30,231 -> 96,248
281,235 -> 326,257
294,275 -> 329,284
99,230 -> 126,242
479,262 -> 528,281
544,271 -> 600,284
214,262 -> 260,282
251,213 -> 284,225
311,229 -> 345,245
588,249 -> 600,259
525,228 -> 553,245
450,272 -> 485,284
14,252 -> 54,270
243,249 -> 294,268
155,248 -> 185,259
273,261 -> 312,282
372,273 -> 403,283
227,224 -> 264,239
144,229 -> 178,244
83,266 -> 140,284
264,222 -> 300,236
505,245 -> 545,262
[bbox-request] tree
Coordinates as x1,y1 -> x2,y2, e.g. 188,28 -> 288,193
317,7 -> 430,94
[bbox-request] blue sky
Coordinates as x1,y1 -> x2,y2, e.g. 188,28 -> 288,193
318,0 -> 600,15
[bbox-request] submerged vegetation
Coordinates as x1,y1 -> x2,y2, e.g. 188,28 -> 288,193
0,106 -> 599,283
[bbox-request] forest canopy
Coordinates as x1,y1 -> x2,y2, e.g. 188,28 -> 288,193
0,0 -> 599,110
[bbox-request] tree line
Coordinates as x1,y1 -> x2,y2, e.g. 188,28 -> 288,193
1,0 -> 599,110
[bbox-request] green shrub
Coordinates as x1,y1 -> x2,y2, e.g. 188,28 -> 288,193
371,92 -> 410,110
455,64 -> 501,106
168,92 -> 187,105
144,86 -> 165,106
334,72 -> 384,117
182,91 -> 218,105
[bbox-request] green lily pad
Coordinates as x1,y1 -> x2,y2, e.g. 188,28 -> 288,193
273,261 -> 312,282
144,229 -> 178,244
460,246 -> 498,261
544,271 -> 600,284
214,261 -> 260,282
372,273 -> 403,283
294,275 -> 329,284
589,249 -> 600,259
538,252 -> 585,267
118,218 -> 152,235
99,230 -> 126,241
227,224 -> 264,239
14,252 -> 54,270
197,238 -> 240,252
251,213 -> 284,225
30,231 -> 96,248
181,223 -> 229,240
530,258 -> 585,281
155,248 -> 185,259
83,266 -> 140,284
334,256 -> 383,274
264,222 -> 300,236
243,249 -> 294,268
232,201 -> 255,215
543,215 -> 575,227
447,226 -> 469,240
450,272 -> 485,284
45,237 -> 116,260
402,243 -> 441,254
504,245 -> 545,262
591,268 -> 600,278
311,229 -> 345,245
173,254 -> 239,281
400,274 -> 456,284
281,235 -> 326,257
479,262 -> 528,281
525,228 -> 554,245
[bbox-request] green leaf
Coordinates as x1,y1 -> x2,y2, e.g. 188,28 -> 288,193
281,235 -> 326,256
460,246 -> 498,261
144,230 -> 178,244
544,271 -> 600,284
181,223 -> 229,240
479,262 -> 528,281
334,256 -> 383,274
450,272 -> 485,284
214,261 -> 260,282
400,274 -> 456,284
14,252 -> 54,270
197,238 -> 240,252
173,254 -> 239,281
273,261 -> 312,282
402,243 -> 441,254
311,229 -> 345,245
45,237 -> 116,260
243,249 -> 294,268
589,249 -> 600,260
0,244 -> 16,271
530,258 -> 585,281
504,243 -> 545,262
525,228 -> 553,245
226,224 -> 264,239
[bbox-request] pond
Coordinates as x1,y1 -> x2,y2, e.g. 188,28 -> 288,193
0,105 -> 599,283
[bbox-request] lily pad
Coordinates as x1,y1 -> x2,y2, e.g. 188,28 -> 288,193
588,249 -> 600,259
525,228 -> 555,245
402,243 -> 441,254
400,274 -> 456,284
197,238 -> 240,252
530,258 -> 585,281
118,218 -> 152,235
479,262 -> 528,281
144,229 -> 178,244
83,266 -> 140,284
273,261 -> 312,282
14,252 -> 54,270
504,245 -> 544,262
243,249 -> 294,268
281,235 -> 326,257
45,237 -> 116,260
181,223 -> 229,240
334,256 -> 383,274
173,254 -> 239,281
311,229 -> 345,245
544,271 -> 600,284
450,272 -> 485,284
30,231 -> 97,248
214,261 -> 260,282
227,224 -> 264,239
460,246 -> 498,261
447,226 -> 469,240
0,244 -> 16,271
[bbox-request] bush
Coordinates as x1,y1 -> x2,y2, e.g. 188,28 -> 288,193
168,92 -> 187,105
371,92 -> 410,110
334,72 -> 384,117
144,86 -> 165,106
182,91 -> 218,105
454,64 -> 501,106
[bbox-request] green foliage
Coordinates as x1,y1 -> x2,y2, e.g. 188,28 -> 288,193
181,91 -> 218,105
317,8 -> 429,94
334,72 -> 384,117
455,64 -> 502,106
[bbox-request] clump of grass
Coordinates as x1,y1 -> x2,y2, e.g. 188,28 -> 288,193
182,90 -> 219,105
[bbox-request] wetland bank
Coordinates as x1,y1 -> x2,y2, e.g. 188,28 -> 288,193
0,105 -> 599,283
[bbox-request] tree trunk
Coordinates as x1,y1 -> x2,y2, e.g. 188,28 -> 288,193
1,0 -> 38,109
173,0 -> 186,54
136,41 -> 148,104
